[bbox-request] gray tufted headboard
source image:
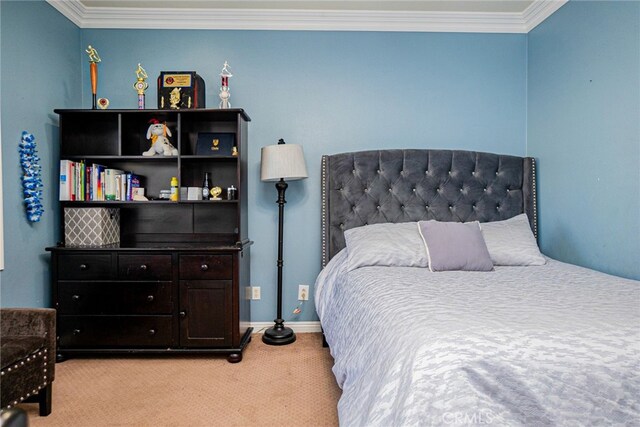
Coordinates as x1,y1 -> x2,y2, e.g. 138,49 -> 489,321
321,149 -> 537,267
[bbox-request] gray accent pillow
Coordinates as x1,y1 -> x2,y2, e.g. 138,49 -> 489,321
344,222 -> 428,271
417,220 -> 494,272
480,213 -> 546,266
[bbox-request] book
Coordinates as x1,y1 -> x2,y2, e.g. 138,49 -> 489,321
59,160 -> 74,201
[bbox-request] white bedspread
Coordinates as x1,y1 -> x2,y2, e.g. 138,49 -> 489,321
316,250 -> 640,426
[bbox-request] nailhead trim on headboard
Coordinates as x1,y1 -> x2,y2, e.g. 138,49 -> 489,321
321,155 -> 328,268
531,157 -> 538,239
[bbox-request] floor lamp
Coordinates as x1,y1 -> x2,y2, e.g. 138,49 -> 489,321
260,139 -> 308,345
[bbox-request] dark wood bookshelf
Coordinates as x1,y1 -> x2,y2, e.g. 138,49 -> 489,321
48,109 -> 252,362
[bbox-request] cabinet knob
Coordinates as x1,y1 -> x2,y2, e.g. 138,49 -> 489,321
71,294 -> 80,301
146,295 -> 154,302
73,329 -> 81,335
180,311 -> 187,318
79,264 -> 88,270
139,264 -> 148,271
200,264 -> 209,271
148,329 -> 156,336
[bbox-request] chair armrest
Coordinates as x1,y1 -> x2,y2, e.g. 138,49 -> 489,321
0,308 -> 56,355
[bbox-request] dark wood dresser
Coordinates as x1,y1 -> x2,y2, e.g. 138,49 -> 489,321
47,109 -> 252,363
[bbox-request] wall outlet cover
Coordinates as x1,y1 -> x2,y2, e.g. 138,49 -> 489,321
252,286 -> 261,300
298,284 -> 310,301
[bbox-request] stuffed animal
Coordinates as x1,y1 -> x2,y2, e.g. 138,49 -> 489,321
143,119 -> 178,156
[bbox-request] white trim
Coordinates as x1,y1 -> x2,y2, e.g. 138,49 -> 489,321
46,0 -> 567,33
250,321 -> 322,333
46,0 -> 85,27
522,0 -> 568,32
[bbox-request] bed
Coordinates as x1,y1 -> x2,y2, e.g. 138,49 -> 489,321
315,149 -> 640,426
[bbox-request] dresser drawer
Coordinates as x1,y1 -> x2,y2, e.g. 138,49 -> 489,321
58,253 -> 113,280
118,254 -> 172,280
179,255 -> 232,280
58,281 -> 172,315
58,315 -> 173,348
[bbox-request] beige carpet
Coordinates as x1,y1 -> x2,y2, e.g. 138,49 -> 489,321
22,333 -> 341,427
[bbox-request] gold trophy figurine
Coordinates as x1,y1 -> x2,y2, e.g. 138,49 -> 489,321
85,45 -> 101,109
133,63 -> 149,110
169,87 -> 182,109
210,186 -> 222,200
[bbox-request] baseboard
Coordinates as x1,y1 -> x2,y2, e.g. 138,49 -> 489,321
250,321 -> 321,334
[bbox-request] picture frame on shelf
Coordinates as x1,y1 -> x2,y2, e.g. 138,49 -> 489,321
195,132 -> 236,156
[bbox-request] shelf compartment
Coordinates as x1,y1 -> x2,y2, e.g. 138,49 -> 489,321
60,112 -> 119,156
121,111 -> 178,156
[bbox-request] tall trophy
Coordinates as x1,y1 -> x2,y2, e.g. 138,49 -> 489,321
219,61 -> 232,109
133,63 -> 149,110
85,45 -> 101,110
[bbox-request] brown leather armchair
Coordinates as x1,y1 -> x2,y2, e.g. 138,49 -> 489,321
1,308 -> 56,416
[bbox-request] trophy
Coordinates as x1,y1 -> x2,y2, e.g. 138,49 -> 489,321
210,186 -> 222,200
219,61 -> 232,109
133,63 -> 149,110
85,45 -> 101,109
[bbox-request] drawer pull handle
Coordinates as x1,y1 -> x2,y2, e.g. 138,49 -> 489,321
146,295 -> 154,302
71,295 -> 81,301
139,264 -> 148,271
200,264 -> 209,271
79,264 -> 88,270
73,329 -> 81,335
180,311 -> 187,318
148,329 -> 156,336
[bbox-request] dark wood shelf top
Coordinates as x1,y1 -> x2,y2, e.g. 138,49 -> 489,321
54,108 -> 251,122
180,155 -> 239,160
60,200 -> 238,205
63,155 -> 178,161
46,239 -> 253,252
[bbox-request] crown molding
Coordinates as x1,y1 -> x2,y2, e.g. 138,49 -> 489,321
523,0 -> 568,32
46,0 -> 567,33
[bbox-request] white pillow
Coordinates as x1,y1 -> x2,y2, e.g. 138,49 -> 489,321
480,214 -> 546,266
344,222 -> 428,271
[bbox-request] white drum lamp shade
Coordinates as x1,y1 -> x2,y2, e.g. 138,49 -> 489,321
261,143 -> 308,182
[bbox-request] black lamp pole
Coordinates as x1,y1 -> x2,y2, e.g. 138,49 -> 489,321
263,143 -> 296,345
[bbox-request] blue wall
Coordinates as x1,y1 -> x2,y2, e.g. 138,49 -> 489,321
78,30 -> 527,321
0,1 -> 81,307
528,0 -> 640,280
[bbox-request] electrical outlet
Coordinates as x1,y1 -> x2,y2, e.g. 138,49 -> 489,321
298,284 -> 309,301
252,286 -> 261,300
244,286 -> 252,300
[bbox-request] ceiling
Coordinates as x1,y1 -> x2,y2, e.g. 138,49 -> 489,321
47,0 -> 567,33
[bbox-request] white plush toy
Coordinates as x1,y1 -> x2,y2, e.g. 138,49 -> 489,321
143,120 -> 178,156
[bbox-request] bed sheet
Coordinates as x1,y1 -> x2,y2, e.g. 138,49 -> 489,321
315,250 -> 640,426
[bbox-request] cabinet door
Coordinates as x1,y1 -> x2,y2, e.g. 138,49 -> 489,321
179,280 -> 232,347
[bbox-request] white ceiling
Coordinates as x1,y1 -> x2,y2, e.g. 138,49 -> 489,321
47,0 -> 567,33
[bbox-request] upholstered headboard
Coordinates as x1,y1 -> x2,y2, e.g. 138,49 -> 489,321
321,149 -> 537,267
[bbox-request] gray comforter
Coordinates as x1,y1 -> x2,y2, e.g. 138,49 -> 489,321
316,250 -> 640,426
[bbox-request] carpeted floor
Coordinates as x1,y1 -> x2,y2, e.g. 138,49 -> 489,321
21,333 -> 341,427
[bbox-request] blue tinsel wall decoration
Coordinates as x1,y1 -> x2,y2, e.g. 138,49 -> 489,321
19,131 -> 44,222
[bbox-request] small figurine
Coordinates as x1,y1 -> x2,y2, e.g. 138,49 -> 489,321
169,87 -> 182,109
219,61 -> 232,109
231,146 -> 238,156
210,186 -> 222,200
143,119 -> 178,156
133,63 -> 149,109
85,45 -> 101,109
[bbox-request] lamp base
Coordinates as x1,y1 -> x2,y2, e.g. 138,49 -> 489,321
262,318 -> 296,346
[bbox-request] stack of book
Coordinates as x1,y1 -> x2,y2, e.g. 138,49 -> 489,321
59,160 -> 141,201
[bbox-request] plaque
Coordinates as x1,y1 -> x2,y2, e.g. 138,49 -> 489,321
157,71 -> 205,109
